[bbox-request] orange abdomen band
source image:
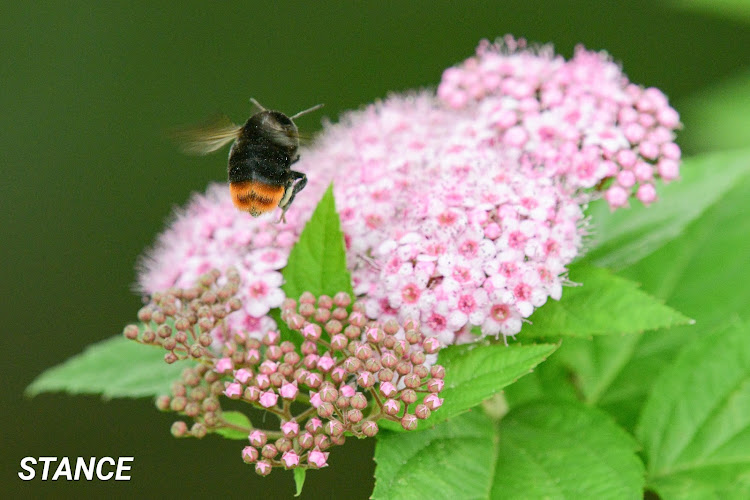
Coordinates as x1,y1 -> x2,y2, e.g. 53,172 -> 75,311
230,181 -> 284,217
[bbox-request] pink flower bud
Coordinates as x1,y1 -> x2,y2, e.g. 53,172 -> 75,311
242,446 -> 258,463
422,337 -> 441,354
243,386 -> 260,402
255,374 -> 270,389
331,366 -> 346,383
366,327 -> 383,343
384,398 -> 400,416
215,357 -> 233,373
427,378 -> 445,393
242,348 -> 260,365
362,421 -> 379,437
223,382 -> 241,399
424,393 -> 444,410
308,450 -> 329,468
234,368 -> 253,384
306,417 -> 323,434
302,323 -> 321,340
379,381 -> 397,397
317,402 -> 335,418
259,390 -> 278,408
281,421 -> 300,438
249,430 -> 267,447
415,404 -> 431,419
263,330 -> 280,346
279,381 -> 298,399
317,354 -> 336,372
357,371 -> 375,388
309,391 -> 322,408
401,413 -> 418,430
258,360 -> 278,374
255,460 -> 272,476
340,384 -> 355,398
280,450 -> 300,468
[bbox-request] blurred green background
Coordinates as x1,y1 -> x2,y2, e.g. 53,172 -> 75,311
2,1 -> 749,498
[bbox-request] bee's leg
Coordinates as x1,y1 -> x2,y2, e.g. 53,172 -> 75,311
276,171 -> 307,223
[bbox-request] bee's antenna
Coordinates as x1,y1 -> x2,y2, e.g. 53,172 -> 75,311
249,98 -> 267,111
290,103 -> 324,120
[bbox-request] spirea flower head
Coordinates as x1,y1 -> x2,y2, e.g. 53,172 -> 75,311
139,36 -> 680,345
437,36 -> 682,203
126,276 -> 445,471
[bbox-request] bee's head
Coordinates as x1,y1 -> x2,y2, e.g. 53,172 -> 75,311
247,111 -> 299,150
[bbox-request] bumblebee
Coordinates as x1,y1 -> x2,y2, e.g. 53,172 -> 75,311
177,98 -> 323,222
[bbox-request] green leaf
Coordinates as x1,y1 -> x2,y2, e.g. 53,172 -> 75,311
214,411 -> 251,440
668,0 -> 750,23
559,152 -> 750,430
503,354 -> 581,408
523,265 -> 691,338
584,149 -> 750,270
281,183 -> 353,301
637,320 -> 750,499
374,402 -> 644,500
26,335 -> 187,398
433,343 -> 558,427
379,342 -> 558,432
679,70 -> 750,153
493,401 -> 644,499
293,468 -> 306,497
379,342 -> 557,432
373,410 -> 498,500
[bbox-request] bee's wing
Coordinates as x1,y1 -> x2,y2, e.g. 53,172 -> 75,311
171,114 -> 242,155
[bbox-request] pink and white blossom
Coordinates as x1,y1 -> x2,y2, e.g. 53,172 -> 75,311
138,36 -> 680,345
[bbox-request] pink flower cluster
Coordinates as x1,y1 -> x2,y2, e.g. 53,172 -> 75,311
437,36 -> 681,207
139,36 -> 680,345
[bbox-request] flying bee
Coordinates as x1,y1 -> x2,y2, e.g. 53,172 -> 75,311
175,98 -> 323,223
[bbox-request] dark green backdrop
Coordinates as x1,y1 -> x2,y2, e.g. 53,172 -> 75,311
3,1 -> 749,498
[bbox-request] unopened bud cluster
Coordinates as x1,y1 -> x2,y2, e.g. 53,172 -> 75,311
124,270 -> 445,474
123,268 -> 241,364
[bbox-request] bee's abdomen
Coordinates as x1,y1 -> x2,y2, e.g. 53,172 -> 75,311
230,181 -> 284,217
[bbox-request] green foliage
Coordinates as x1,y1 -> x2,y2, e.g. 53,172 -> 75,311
25,142 -> 750,498
492,401 -> 644,499
638,320 -> 750,499
378,342 -> 557,432
214,411 -> 252,440
374,402 -> 644,500
523,265 -> 691,338
373,410 -> 498,500
679,70 -> 750,153
669,0 -> 750,23
556,151 -> 750,432
584,150 -> 750,270
26,335 -> 187,398
294,468 -> 307,497
280,183 -> 353,301
426,342 -> 557,428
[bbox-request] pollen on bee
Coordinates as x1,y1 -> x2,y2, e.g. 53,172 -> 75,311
230,181 -> 285,216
